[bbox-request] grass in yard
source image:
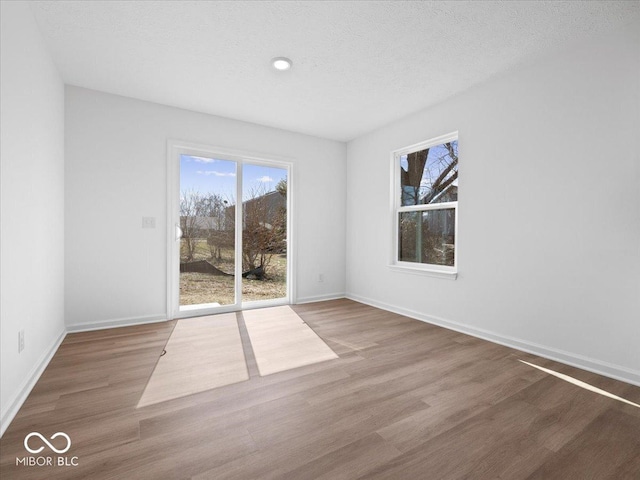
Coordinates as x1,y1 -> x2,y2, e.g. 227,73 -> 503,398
180,239 -> 286,305
180,273 -> 236,306
242,254 -> 286,302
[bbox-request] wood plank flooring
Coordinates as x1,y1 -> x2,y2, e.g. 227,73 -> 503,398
1,299 -> 639,479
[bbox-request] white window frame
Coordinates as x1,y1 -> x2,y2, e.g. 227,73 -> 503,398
389,131 -> 458,280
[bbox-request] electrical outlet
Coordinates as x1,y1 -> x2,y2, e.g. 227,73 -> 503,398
18,330 -> 25,353
318,273 -> 325,283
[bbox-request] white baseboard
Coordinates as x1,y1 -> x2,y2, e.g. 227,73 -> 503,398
346,293 -> 640,387
1,328 -> 67,438
1,314 -> 168,437
66,314 -> 168,333
296,293 -> 346,304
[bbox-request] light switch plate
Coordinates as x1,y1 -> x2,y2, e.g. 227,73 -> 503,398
142,217 -> 156,229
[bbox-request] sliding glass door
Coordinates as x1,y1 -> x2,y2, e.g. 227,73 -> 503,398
168,143 -> 290,318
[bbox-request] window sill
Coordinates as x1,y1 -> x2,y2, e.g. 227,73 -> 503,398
387,264 -> 458,280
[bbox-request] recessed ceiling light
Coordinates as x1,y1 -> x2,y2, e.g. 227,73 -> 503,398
271,57 -> 292,71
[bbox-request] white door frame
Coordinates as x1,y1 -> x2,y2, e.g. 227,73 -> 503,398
166,139 -> 295,320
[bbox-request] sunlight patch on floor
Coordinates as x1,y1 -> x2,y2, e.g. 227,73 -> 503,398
519,360 -> 640,409
137,313 -> 249,407
243,306 -> 338,376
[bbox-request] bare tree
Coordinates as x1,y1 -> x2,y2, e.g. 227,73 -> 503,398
181,182 -> 286,276
401,149 -> 429,205
180,190 -> 231,262
401,142 -> 458,205
275,178 -> 287,197
400,142 -> 457,264
180,189 -> 201,262
242,182 -> 286,277
200,193 -> 230,260
421,142 -> 458,204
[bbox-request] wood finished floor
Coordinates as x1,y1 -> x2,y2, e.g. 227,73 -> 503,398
1,299 -> 639,479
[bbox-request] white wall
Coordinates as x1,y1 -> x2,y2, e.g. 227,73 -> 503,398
64,87 -> 346,328
346,22 -> 640,385
0,2 -> 66,433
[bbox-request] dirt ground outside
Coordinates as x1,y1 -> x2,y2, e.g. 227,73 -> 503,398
180,240 -> 286,305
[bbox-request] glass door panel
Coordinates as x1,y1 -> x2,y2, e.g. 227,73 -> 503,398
241,164 -> 288,303
179,154 -> 237,309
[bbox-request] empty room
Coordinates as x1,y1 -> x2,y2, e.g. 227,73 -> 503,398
1,1 -> 639,479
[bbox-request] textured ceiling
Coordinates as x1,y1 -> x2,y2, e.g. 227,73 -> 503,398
30,1 -> 640,142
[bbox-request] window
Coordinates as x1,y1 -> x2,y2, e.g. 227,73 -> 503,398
392,132 -> 458,277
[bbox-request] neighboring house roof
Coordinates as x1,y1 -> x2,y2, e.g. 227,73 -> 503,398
243,190 -> 285,211
182,191 -> 286,231
428,184 -> 458,204
226,190 -> 286,225
180,215 -> 225,230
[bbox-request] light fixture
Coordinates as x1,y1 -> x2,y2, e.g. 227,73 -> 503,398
271,57 -> 292,71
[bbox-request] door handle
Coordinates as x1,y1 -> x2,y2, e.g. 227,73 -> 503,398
176,224 -> 183,241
